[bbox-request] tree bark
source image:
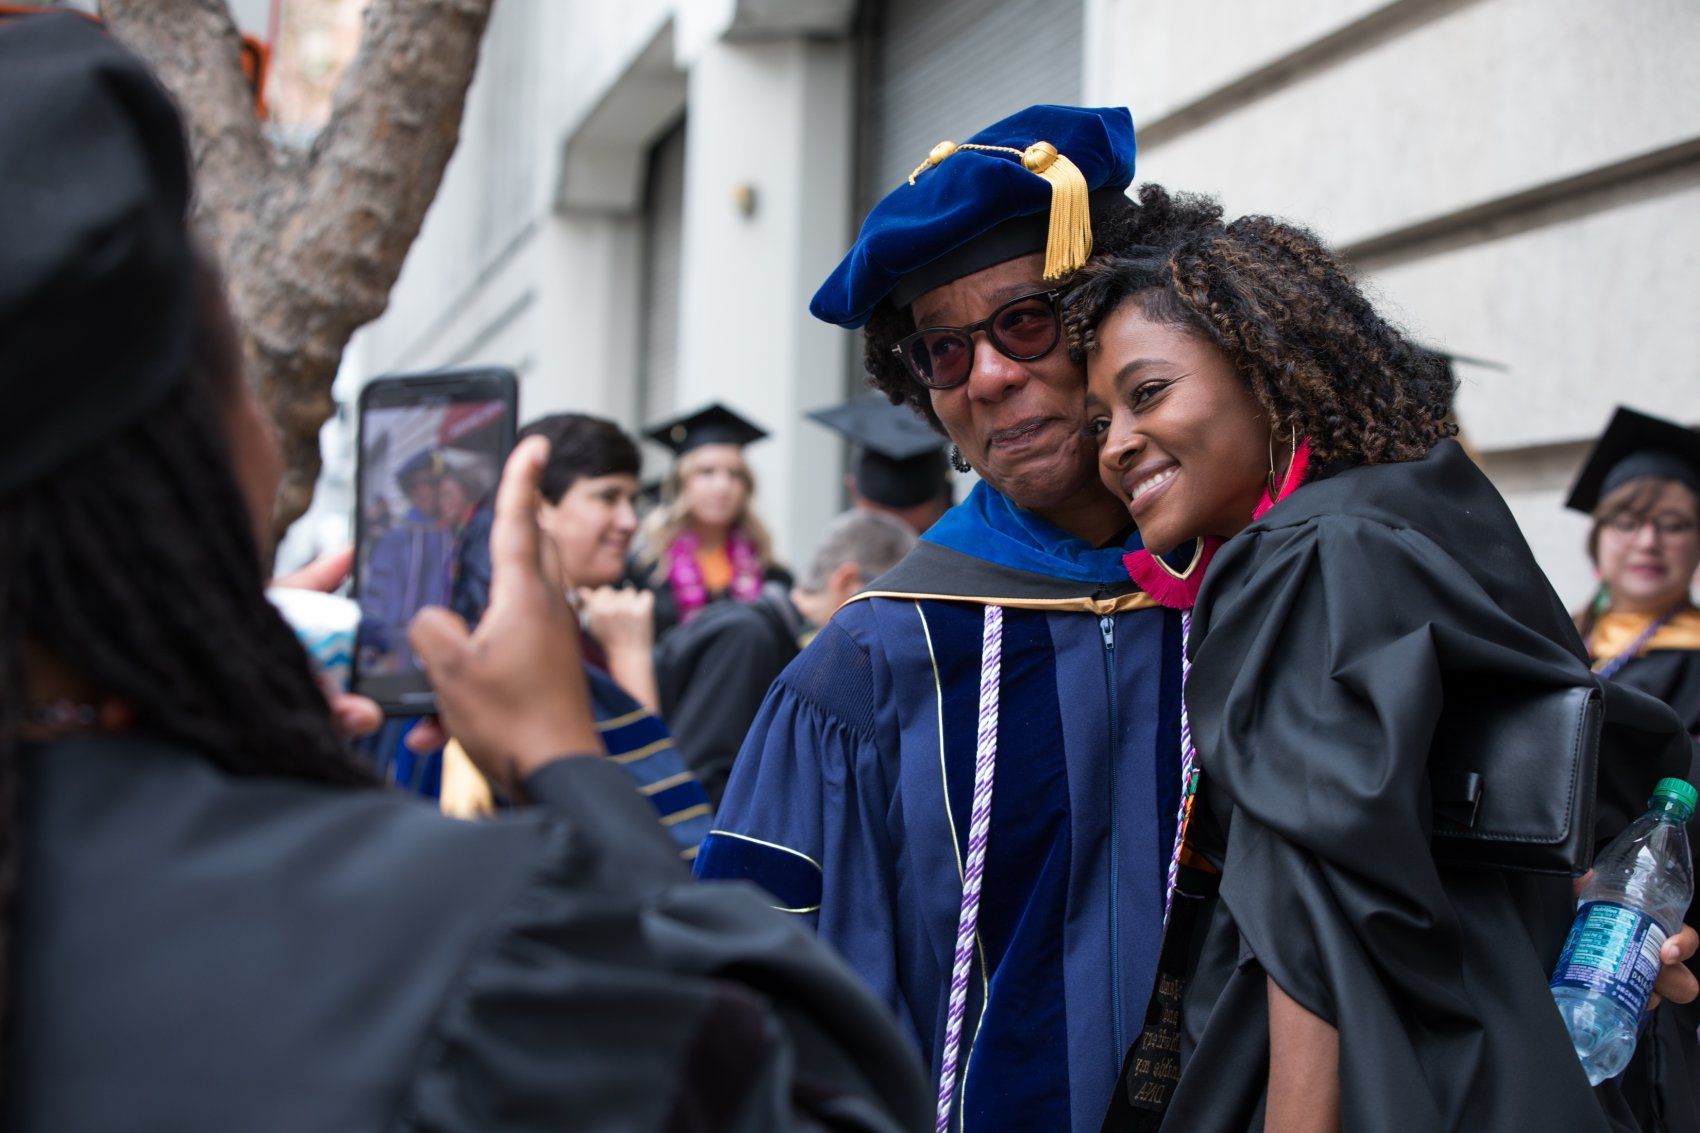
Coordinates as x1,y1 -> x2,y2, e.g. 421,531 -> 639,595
99,0 -> 495,541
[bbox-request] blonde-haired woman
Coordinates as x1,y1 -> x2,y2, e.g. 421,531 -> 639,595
633,403 -> 791,637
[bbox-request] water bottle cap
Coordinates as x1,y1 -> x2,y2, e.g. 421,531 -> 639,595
1651,777 -> 1697,820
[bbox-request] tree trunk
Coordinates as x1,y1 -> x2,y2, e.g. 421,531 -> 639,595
99,0 -> 495,542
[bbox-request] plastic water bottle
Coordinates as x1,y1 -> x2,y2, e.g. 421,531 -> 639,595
1550,777 -> 1695,1085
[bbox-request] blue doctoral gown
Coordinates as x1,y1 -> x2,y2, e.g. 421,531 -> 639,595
695,482 -> 1182,1133
360,507 -> 453,672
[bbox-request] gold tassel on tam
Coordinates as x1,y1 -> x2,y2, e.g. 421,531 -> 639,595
1021,141 -> 1091,280
904,137 -> 1095,281
911,134 -> 1094,280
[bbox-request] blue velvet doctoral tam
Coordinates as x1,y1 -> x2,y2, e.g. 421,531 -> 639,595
810,104 -> 1137,329
697,481 -> 1182,1133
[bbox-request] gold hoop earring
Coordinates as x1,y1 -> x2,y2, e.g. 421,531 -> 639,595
1151,537 -> 1206,581
1267,424 -> 1298,496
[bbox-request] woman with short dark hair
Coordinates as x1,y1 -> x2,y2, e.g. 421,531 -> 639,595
1067,212 -> 1698,1132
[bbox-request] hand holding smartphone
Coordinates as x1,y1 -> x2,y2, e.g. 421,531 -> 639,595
353,368 -> 516,715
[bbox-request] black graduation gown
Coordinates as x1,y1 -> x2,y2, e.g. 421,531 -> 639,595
655,586 -> 805,806
6,734 -> 929,1132
1595,635 -> 1700,1133
1154,441 -> 1692,1132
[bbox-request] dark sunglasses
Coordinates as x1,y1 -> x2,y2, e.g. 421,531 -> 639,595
891,289 -> 1064,390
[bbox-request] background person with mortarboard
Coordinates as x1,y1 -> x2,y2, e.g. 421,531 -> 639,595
629,403 -> 791,638
809,394 -> 954,535
1568,405 -> 1700,1133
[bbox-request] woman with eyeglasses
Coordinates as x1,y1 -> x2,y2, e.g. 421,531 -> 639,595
1572,408 -> 1700,736
1568,406 -> 1700,1132
697,104 -> 1223,1133
1066,222 -> 1698,1131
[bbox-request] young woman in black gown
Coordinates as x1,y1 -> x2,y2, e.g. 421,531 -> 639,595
1067,216 -> 1699,1132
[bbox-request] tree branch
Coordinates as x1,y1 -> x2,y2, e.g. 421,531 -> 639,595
241,0 -> 495,535
102,0 -> 497,539
99,0 -> 272,261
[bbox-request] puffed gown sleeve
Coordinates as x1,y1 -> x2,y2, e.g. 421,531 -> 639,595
1163,515 -> 1675,1133
693,617 -> 910,1035
398,754 -> 928,1132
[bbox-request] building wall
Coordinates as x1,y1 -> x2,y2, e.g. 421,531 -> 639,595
340,0 -> 859,567
1085,0 -> 1700,608
327,0 -> 1697,604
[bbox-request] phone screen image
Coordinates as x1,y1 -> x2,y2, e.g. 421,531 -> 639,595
354,372 -> 514,713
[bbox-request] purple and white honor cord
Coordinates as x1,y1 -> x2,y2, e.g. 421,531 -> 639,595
935,604 -> 1003,1133
1163,611 -> 1196,927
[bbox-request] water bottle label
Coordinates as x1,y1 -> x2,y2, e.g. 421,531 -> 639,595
1550,901 -> 1668,1018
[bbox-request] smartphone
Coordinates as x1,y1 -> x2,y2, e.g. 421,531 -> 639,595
352,367 -> 517,715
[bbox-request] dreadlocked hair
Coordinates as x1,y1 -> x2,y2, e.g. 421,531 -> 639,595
1064,209 -> 1458,465
0,252 -> 373,1076
859,183 -> 1227,433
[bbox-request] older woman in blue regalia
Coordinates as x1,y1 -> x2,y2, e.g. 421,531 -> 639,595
696,105 -> 1218,1133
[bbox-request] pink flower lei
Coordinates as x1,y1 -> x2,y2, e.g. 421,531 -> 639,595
664,527 -> 765,623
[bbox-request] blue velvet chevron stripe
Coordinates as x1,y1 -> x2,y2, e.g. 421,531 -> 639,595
586,667 -> 713,858
695,831 -> 823,912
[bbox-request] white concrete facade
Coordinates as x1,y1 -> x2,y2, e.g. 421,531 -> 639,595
1086,0 -> 1700,605
336,0 -> 857,568
326,0 -> 1699,605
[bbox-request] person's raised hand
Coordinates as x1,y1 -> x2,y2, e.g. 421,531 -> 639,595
272,545 -> 357,593
1651,922 -> 1699,1009
409,437 -> 602,796
269,546 -> 382,739
579,586 -> 655,654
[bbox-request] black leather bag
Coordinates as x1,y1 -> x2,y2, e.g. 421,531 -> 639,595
1429,675 -> 1693,875
1429,682 -> 1601,875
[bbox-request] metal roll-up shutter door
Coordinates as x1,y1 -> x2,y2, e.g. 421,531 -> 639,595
860,0 -> 1086,214
639,117 -> 687,430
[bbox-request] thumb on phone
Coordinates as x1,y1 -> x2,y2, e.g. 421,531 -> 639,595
409,605 -> 472,678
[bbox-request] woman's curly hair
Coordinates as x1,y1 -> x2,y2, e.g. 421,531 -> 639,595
1062,208 -> 1458,464
860,183 -> 1226,434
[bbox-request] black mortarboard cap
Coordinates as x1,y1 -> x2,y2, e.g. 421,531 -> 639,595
645,402 -> 768,457
1565,406 -> 1700,514
808,395 -> 948,509
0,13 -> 195,494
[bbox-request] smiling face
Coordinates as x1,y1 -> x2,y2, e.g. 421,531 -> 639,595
537,472 -> 642,589
678,443 -> 750,534
1594,478 -> 1700,615
437,476 -> 472,525
912,253 -> 1107,521
1085,299 -> 1271,556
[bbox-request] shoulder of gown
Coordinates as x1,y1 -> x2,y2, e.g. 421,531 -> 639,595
12,737 -> 927,1133
404,755 -> 929,1132
692,601 -> 912,1019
